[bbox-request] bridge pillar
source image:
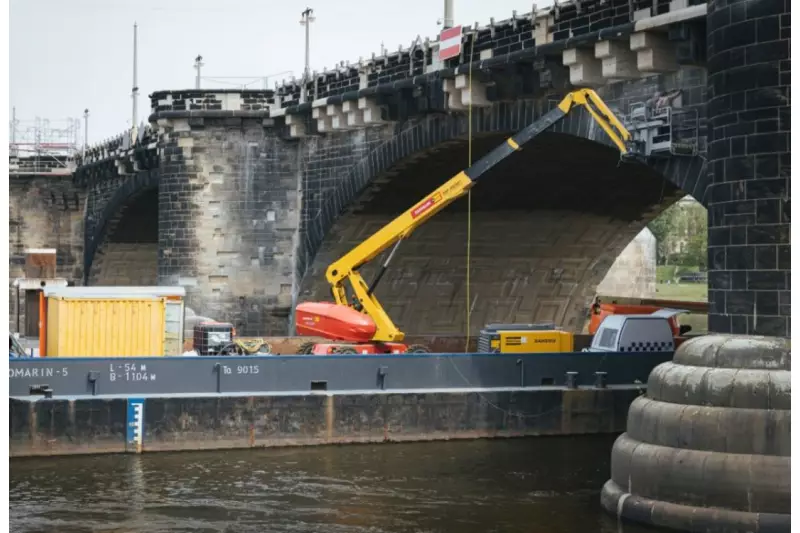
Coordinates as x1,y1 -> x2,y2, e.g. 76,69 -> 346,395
155,112 -> 300,336
601,1 -> 791,531
705,0 -> 790,337
601,336 -> 790,532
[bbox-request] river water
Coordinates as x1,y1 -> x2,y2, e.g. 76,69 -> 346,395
10,435 -> 655,533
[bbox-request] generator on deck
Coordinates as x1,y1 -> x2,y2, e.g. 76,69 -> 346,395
477,323 -> 574,354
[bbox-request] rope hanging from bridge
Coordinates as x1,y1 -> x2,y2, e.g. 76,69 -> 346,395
465,33 -> 475,353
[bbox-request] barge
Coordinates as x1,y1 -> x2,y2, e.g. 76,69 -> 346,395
9,349 -> 670,457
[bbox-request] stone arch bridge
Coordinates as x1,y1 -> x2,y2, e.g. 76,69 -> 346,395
53,0 -> 787,337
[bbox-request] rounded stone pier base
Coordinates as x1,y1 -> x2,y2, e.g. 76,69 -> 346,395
600,335 -> 791,533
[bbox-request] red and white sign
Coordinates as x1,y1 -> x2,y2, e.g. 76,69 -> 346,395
410,193 -> 441,219
438,25 -> 463,61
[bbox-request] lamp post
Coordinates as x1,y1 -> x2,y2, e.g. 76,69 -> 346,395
83,109 -> 89,158
299,7 -> 315,103
443,0 -> 454,28
194,55 -> 204,89
131,22 -> 139,132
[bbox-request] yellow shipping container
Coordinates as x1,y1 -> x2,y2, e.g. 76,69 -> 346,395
42,286 -> 186,357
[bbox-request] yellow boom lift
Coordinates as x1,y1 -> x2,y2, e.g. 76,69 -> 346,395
296,89 -> 646,355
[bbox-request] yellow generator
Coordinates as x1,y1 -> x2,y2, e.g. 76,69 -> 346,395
477,323 -> 574,354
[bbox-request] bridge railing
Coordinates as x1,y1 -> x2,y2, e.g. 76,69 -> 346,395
75,0 -> 707,170
9,154 -> 76,176
75,123 -> 159,168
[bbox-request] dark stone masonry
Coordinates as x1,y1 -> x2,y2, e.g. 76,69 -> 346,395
62,0 -> 788,339
705,0 -> 790,337
152,111 -> 398,335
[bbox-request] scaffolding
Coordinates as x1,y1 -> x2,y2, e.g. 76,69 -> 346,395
9,110 -> 81,176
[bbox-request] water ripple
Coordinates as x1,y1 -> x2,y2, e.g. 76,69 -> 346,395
11,436 -> 655,533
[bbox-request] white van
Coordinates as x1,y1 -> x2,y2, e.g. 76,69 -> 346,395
587,310 -> 687,353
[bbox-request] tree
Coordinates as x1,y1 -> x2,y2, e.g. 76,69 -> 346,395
647,197 -> 707,268
648,205 -> 678,265
682,204 -> 707,268
685,233 -> 707,268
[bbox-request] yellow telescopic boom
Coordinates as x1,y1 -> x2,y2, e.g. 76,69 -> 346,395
324,88 -> 640,342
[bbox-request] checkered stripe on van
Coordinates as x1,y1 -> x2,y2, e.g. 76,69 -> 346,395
619,341 -> 674,352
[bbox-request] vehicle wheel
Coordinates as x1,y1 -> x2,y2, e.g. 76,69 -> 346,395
217,343 -> 245,356
406,344 -> 430,354
297,341 -> 316,355
332,346 -> 359,355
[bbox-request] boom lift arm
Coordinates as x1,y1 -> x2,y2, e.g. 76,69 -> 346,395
311,88 -> 642,344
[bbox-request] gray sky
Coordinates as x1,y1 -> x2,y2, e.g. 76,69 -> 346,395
10,0 -> 553,145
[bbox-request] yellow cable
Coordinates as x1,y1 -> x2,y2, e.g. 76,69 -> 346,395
465,33 -> 474,353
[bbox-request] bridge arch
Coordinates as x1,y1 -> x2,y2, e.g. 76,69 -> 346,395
85,169 -> 159,286
298,97 -> 707,335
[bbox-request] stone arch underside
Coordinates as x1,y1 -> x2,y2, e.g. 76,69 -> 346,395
299,99 -> 706,335
87,171 -> 159,286
298,97 -> 708,274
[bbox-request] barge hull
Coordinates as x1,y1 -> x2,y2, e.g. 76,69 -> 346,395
10,387 -> 644,457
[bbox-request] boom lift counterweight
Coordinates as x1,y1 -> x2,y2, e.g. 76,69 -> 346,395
296,89 -> 648,355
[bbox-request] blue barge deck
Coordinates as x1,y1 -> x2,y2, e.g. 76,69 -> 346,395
9,350 -> 670,457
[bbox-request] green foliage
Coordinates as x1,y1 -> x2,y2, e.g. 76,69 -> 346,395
647,197 -> 707,267
648,214 -> 675,265
684,233 -> 707,268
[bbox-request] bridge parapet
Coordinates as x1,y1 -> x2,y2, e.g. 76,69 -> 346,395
77,125 -> 156,164
78,0 -> 709,160
74,125 -> 159,187
151,89 -> 276,114
266,0 -> 707,138
267,0 -> 706,105
9,155 -> 75,177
